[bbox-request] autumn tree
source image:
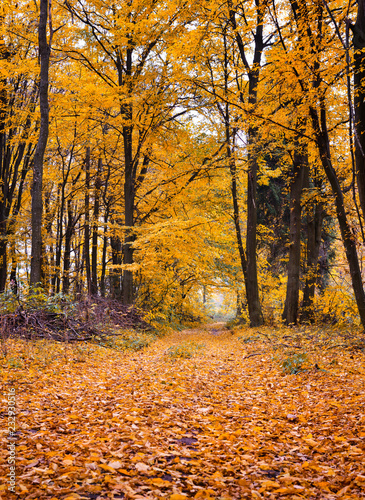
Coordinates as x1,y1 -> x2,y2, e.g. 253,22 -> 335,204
0,2 -> 39,292
30,0 -> 52,285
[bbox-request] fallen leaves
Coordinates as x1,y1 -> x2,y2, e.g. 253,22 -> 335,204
0,324 -> 365,499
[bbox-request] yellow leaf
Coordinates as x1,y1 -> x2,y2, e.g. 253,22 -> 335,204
194,491 -> 212,499
238,478 -> 249,487
325,468 -> 336,476
170,494 -> 188,500
318,481 -> 330,491
303,437 -> 319,447
211,471 -> 223,479
62,459 -> 74,466
99,464 -> 117,473
120,469 -> 132,476
259,480 -> 280,491
149,478 -> 171,487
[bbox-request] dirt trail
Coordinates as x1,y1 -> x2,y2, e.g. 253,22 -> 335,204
1,325 -> 364,499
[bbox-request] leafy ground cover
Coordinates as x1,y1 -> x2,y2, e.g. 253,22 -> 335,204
1,324 -> 365,499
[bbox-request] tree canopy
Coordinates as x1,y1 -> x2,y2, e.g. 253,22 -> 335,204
1,0 -> 365,328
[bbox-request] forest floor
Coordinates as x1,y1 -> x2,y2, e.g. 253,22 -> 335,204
1,323 -> 365,500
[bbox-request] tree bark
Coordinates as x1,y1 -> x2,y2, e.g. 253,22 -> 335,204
353,0 -> 365,222
310,102 -> 365,329
62,199 -> 74,294
282,133 -> 306,325
121,46 -> 135,305
301,200 -> 323,322
30,0 -> 51,285
246,127 -> 264,326
110,228 -> 122,300
229,1 -> 266,326
91,158 -> 102,295
100,208 -> 109,297
84,146 -> 91,295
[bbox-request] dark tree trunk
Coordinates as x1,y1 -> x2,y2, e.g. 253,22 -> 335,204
288,0 -> 365,329
100,208 -> 109,298
122,49 -> 135,305
74,216 -> 82,300
301,200 -> 323,322
0,39 -> 35,291
30,0 -> 51,285
282,133 -> 306,325
0,42 -> 8,292
310,102 -> 365,329
62,199 -> 73,294
114,46 -> 135,305
246,127 -> 264,327
10,241 -> 17,295
229,1 -> 265,326
84,147 -> 91,295
222,31 -> 248,325
0,236 -> 7,292
110,229 -> 122,300
52,186 -> 61,293
91,158 -> 102,295
353,0 -> 365,222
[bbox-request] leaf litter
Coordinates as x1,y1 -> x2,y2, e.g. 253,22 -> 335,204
1,323 -> 365,499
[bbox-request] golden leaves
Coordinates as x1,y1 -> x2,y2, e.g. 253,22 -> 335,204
1,324 -> 365,498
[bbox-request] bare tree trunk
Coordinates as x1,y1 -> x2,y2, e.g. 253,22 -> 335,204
110,228 -> 122,300
84,146 -> 91,295
91,158 -> 102,295
10,241 -> 17,295
30,0 -> 51,285
122,112 -> 134,304
301,198 -> 323,322
246,128 -> 264,326
100,208 -> 109,297
310,102 -> 365,329
353,0 -> 365,222
282,133 -> 306,325
62,199 -> 73,294
229,0 -> 265,326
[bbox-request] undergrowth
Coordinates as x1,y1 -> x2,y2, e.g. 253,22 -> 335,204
166,340 -> 206,359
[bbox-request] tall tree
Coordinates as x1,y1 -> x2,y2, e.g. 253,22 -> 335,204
288,0 -> 365,328
351,0 -> 365,225
30,0 -> 52,285
228,0 -> 267,326
282,128 -> 307,325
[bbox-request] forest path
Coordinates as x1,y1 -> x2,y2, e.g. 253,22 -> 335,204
1,324 -> 365,499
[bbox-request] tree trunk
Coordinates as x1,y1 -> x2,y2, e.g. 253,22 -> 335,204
246,127 -> 264,327
301,200 -> 323,322
62,199 -> 73,294
100,208 -> 109,298
10,241 -> 17,295
353,0 -> 365,222
30,0 -> 51,285
0,236 -> 7,292
84,146 -> 91,295
110,229 -> 122,300
122,115 -> 134,304
91,158 -> 102,295
229,1 -> 265,326
310,102 -> 365,329
52,186 -> 61,293
282,133 -> 306,325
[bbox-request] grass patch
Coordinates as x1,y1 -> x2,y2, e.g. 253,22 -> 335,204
166,340 -> 206,359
